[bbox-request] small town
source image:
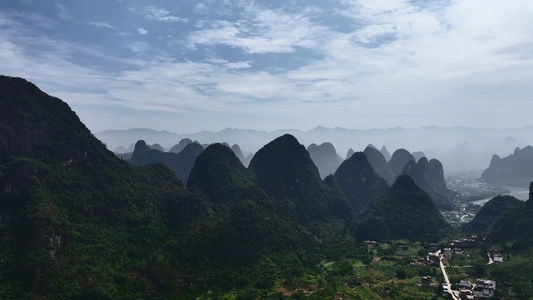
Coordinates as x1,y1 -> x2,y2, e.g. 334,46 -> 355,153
355,235 -> 503,300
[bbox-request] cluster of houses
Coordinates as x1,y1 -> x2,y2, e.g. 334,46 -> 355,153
418,273 -> 497,299
417,242 -> 464,264
417,238 -> 497,298
450,236 -> 478,246
458,279 -> 496,299
415,252 -> 440,266
363,240 -> 378,246
488,248 -> 504,263
363,238 -> 499,299
426,236 -> 479,260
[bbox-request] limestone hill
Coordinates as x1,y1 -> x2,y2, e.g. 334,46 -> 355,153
356,175 -> 453,241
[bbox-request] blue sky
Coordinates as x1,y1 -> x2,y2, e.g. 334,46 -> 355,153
1,0 -> 533,133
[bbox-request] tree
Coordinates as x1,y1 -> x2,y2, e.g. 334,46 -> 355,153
396,268 -> 406,279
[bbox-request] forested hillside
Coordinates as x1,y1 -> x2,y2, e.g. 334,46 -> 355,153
3,75 -> 532,299
0,76 -> 359,298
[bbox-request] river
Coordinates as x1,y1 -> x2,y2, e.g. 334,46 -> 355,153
472,186 -> 529,206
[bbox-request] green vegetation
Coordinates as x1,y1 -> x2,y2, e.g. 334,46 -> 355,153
187,142 -> 255,205
334,151 -> 390,215
356,175 -> 455,241
364,146 -> 395,185
486,184 -> 533,249
1,75 -> 533,299
129,139 -> 204,183
401,158 -> 456,211
248,134 -> 355,231
461,195 -> 522,234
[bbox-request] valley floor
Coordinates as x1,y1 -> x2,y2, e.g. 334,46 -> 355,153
195,239 -> 533,299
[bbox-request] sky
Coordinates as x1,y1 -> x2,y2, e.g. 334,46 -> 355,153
1,0 -> 533,134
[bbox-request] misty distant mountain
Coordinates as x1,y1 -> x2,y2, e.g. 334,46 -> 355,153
169,138 -> 193,153
481,146 -> 533,187
149,143 -> 164,151
412,151 -> 425,162
231,144 -> 252,166
115,142 -> 163,160
114,151 -> 132,160
96,126 -> 531,171
97,128 -> 180,151
307,142 -> 343,178
363,146 -> 395,185
380,146 -> 392,161
115,145 -> 128,153
389,149 -> 415,179
402,158 -> 456,211
346,148 -> 355,160
367,143 -> 378,150
129,140 -> 204,184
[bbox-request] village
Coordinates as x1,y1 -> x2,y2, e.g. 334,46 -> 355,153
428,241 -> 499,299
357,236 -> 502,300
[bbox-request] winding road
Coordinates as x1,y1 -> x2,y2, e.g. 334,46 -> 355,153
438,251 -> 460,300
487,252 -> 494,265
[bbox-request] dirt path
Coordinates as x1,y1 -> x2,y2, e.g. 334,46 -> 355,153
439,252 -> 460,300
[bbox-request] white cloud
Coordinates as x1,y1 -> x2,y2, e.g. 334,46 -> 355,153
88,22 -> 115,29
188,6 -> 325,54
55,2 -> 71,21
204,57 -> 252,69
195,3 -> 209,14
225,61 -> 251,69
143,6 -> 187,22
137,28 -> 148,35
2,1 -> 533,133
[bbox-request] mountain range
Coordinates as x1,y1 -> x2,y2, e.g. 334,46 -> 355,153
96,126 -> 531,171
481,146 -> 533,187
356,175 -> 454,241
2,75 -> 533,298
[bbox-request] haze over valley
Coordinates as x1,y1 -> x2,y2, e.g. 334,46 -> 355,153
97,126 -> 532,172
2,0 -> 533,298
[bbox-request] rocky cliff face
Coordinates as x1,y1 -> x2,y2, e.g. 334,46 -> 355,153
481,146 -> 533,187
